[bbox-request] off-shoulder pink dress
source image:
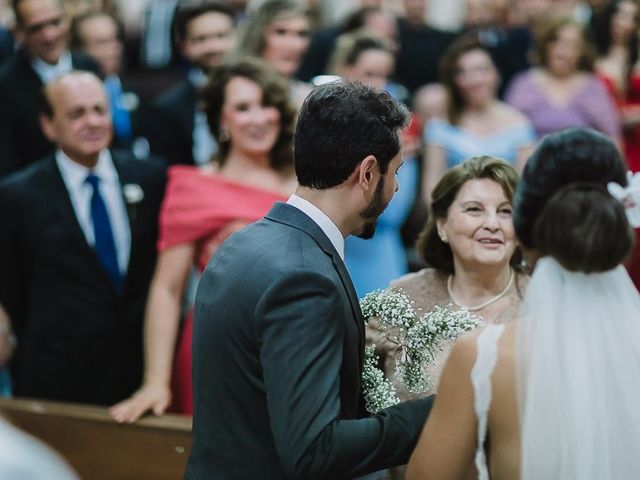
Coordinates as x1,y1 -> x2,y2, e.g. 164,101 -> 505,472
158,165 -> 285,413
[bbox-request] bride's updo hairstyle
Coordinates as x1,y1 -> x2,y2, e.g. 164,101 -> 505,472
514,128 -> 633,272
532,184 -> 633,272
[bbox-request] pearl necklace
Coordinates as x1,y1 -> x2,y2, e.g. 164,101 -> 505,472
447,268 -> 514,312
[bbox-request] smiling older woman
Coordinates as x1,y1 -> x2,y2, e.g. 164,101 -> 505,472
369,156 -> 528,401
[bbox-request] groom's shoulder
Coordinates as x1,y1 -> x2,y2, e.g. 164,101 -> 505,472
222,216 -> 327,272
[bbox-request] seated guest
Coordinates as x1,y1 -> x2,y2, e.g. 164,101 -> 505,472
424,35 -> 535,200
70,11 -> 149,157
109,58 -> 297,422
505,15 -> 621,142
0,0 -> 100,177
146,1 -> 236,166
0,71 -> 166,405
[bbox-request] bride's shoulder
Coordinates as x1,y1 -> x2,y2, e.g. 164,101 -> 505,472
447,330 -> 481,371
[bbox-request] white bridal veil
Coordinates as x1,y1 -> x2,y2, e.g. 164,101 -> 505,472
518,257 -> 640,479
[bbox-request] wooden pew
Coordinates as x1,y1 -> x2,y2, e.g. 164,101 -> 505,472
0,397 -> 191,479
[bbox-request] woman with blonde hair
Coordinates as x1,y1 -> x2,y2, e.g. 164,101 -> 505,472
234,0 -> 312,107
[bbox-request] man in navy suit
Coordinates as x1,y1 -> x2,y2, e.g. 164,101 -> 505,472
0,0 -> 100,177
186,81 -> 434,479
0,71 -> 166,405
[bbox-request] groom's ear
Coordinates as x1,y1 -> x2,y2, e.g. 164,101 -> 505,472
355,155 -> 378,191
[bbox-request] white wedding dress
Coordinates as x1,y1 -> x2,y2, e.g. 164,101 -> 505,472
471,257 -> 640,479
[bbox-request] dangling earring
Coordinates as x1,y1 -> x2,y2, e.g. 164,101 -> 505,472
438,229 -> 448,243
219,127 -> 230,142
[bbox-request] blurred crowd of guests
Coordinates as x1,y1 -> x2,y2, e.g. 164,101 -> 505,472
0,0 -> 638,422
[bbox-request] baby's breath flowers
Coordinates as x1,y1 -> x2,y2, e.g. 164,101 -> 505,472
361,289 -> 483,413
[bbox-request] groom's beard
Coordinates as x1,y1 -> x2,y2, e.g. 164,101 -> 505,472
356,178 -> 387,240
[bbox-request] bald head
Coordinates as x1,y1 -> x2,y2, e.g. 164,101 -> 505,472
41,71 -> 113,167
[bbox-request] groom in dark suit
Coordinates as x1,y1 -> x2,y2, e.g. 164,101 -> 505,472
0,71 -> 166,405
186,81 -> 433,479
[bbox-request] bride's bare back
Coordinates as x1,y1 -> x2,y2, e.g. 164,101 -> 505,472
406,322 -> 521,480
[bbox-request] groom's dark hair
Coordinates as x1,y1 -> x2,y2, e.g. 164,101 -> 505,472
294,80 -> 410,189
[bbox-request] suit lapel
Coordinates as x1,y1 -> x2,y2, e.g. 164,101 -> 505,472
265,203 -> 366,360
329,252 -> 366,359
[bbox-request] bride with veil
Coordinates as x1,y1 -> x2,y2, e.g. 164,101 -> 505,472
405,127 -> 640,479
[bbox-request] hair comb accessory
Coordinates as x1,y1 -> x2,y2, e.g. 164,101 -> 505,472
607,171 -> 640,228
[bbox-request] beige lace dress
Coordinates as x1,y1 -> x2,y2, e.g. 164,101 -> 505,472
367,268 -> 528,400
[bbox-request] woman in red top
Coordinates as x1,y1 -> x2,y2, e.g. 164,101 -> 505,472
593,0 -> 640,291
593,0 -> 640,170
110,58 -> 297,421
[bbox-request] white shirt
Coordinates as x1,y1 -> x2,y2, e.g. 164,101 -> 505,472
56,149 -> 131,273
31,51 -> 72,84
287,194 -> 345,260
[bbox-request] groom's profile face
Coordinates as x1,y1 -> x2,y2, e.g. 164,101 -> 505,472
356,151 -> 403,239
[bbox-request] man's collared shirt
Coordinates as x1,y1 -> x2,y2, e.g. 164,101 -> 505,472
56,149 -> 131,273
31,51 -> 72,84
287,194 -> 345,260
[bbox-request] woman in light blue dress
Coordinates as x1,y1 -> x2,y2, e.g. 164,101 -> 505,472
334,30 -> 423,297
424,35 -> 536,201
345,156 -> 419,297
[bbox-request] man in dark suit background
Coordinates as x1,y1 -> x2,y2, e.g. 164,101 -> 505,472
0,71 -> 166,406
0,0 -> 100,177
70,11 -> 150,158
146,0 -> 236,166
186,81 -> 434,479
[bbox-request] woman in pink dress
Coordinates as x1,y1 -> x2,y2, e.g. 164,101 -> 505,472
110,58 -> 297,421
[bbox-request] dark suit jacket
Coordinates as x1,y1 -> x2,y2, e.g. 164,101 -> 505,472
145,79 -> 197,166
0,48 -> 100,177
396,19 -> 458,94
185,202 -> 433,479
0,150 -> 166,405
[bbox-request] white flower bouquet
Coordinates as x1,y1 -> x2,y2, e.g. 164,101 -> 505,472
360,289 -> 483,413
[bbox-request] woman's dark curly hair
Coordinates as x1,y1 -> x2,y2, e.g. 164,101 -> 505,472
200,57 -> 296,172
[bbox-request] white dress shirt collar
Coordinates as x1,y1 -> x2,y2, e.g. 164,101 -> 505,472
32,51 -> 72,84
287,194 -> 345,260
55,149 -> 118,191
56,148 -> 131,274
